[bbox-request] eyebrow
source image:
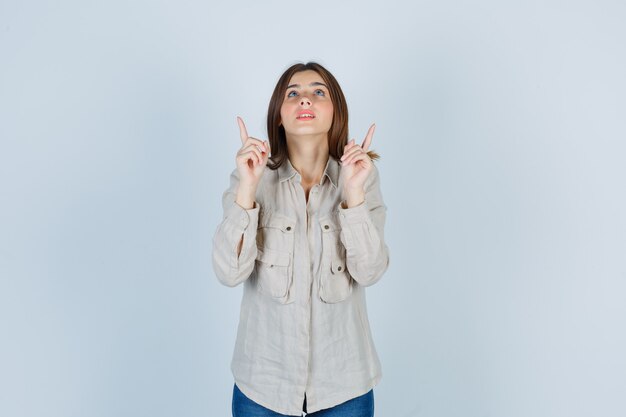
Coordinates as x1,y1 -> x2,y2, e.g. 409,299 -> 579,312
286,82 -> 328,89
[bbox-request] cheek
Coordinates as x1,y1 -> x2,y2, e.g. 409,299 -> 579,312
280,101 -> 295,116
279,105 -> 289,123
322,102 -> 334,121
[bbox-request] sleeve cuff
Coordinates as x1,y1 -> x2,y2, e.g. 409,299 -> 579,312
337,200 -> 369,225
224,201 -> 260,231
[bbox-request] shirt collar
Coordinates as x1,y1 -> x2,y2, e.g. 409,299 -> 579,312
278,156 -> 339,189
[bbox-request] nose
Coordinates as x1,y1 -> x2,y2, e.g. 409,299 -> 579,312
299,96 -> 311,107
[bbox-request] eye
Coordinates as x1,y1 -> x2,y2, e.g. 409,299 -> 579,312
287,90 -> 297,97
315,89 -> 326,96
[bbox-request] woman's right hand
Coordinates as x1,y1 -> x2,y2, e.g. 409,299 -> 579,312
235,116 -> 270,208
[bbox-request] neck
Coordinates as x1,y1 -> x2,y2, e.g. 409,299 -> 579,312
286,133 -> 329,185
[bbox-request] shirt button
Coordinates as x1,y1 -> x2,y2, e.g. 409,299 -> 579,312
286,226 -> 292,231
337,266 -> 342,271
324,225 -> 329,230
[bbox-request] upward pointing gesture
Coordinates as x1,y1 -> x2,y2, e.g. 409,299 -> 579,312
339,123 -> 376,207
235,116 -> 270,188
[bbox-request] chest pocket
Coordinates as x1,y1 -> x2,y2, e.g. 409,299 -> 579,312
318,213 -> 353,303
254,211 -> 296,304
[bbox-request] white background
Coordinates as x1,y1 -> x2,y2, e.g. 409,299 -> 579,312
1,1 -> 625,416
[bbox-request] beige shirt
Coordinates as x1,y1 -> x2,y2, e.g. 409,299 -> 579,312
212,156 -> 389,415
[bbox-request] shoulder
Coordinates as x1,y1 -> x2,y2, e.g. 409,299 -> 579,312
365,162 -> 382,189
255,166 -> 281,200
259,165 -> 280,186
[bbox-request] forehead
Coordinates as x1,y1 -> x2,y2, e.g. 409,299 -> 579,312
287,70 -> 325,86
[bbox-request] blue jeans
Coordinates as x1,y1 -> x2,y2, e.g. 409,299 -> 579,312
232,383 -> 374,417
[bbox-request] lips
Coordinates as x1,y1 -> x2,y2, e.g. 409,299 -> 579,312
296,110 -> 315,120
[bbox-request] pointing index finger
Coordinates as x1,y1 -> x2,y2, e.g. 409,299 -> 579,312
237,116 -> 249,145
361,123 -> 376,151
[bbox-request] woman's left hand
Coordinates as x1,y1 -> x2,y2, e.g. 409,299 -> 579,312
340,124 -> 375,208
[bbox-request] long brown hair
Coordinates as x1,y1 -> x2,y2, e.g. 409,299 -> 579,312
266,62 -> 379,170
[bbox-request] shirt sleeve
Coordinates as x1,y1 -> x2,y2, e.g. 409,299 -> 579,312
337,164 -> 390,287
212,168 -> 260,287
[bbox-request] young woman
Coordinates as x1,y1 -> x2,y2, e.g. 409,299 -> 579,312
212,62 -> 390,417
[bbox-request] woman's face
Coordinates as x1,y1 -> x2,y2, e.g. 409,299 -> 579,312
280,70 -> 333,139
